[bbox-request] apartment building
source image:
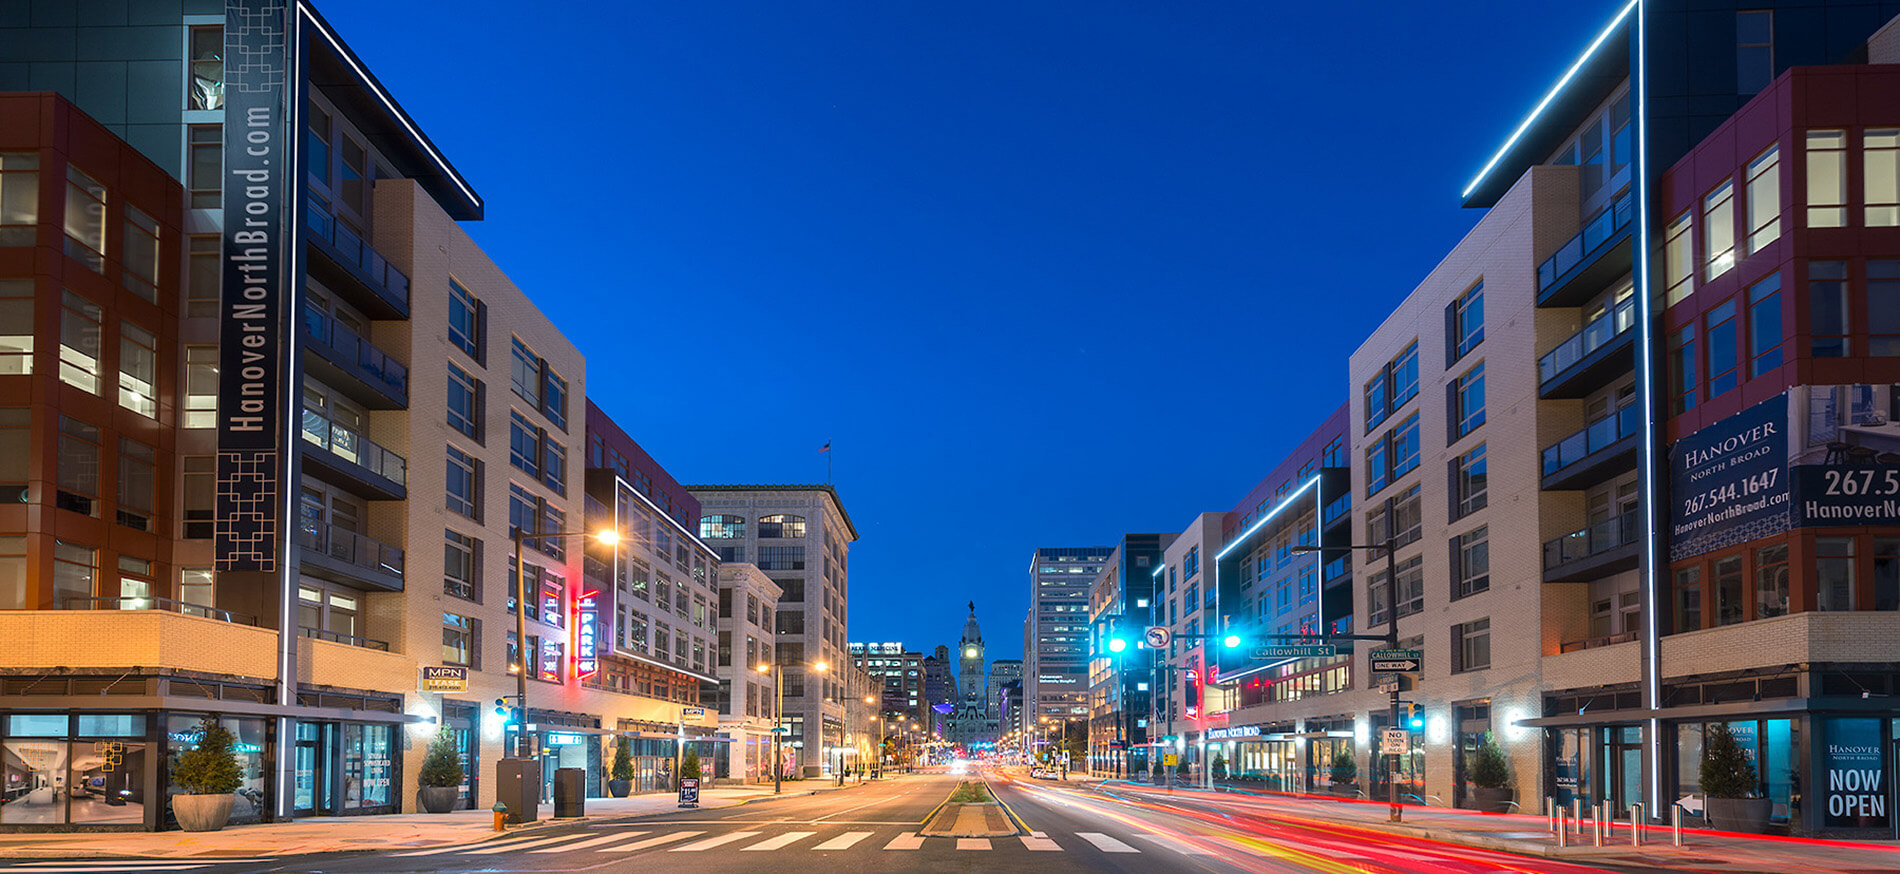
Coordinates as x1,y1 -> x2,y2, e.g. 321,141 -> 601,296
1149,513 -> 1226,772
688,485 -> 856,776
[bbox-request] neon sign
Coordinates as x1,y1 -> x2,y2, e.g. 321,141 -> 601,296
575,590 -> 599,679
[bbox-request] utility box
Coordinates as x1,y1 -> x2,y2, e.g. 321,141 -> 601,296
496,758 -> 541,824
553,767 -> 586,819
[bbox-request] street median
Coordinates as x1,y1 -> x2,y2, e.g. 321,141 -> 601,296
919,778 -> 1024,837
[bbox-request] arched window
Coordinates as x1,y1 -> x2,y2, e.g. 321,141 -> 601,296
758,514 -> 806,539
699,514 -> 746,540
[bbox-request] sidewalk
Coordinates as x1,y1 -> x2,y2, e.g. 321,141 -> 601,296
0,775 -> 894,860
1097,780 -> 1900,874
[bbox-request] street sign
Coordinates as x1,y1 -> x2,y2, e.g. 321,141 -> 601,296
1370,650 -> 1423,673
681,706 -> 707,718
1163,753 -> 1179,766
678,777 -> 700,808
421,666 -> 467,692
1677,793 -> 1703,815
1381,729 -> 1408,755
1376,674 -> 1401,693
1370,648 -> 1422,660
1252,644 -> 1337,659
1144,626 -> 1172,649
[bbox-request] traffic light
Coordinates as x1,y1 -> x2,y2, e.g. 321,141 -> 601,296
494,698 -> 507,718
1405,702 -> 1424,730
1221,634 -> 1242,649
1107,636 -> 1127,654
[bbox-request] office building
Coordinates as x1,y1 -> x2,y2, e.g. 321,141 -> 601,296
1025,547 -> 1109,734
1085,533 -> 1172,777
848,642 -> 925,731
712,562 -> 779,784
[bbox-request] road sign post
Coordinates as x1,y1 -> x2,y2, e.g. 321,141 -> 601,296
1381,729 -> 1408,756
1370,649 -> 1423,673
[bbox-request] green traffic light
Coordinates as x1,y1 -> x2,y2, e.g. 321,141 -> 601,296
1107,638 -> 1127,653
1222,634 -> 1242,648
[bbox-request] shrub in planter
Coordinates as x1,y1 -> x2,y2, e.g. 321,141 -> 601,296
1467,733 -> 1515,813
172,718 -> 243,832
609,737 -> 634,797
1176,756 -> 1191,777
680,747 -> 702,787
1149,761 -> 1162,781
1328,749 -> 1358,796
416,729 -> 464,814
1700,723 -> 1770,833
1211,752 -> 1229,781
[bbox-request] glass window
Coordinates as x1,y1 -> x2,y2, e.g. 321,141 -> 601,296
543,369 -> 568,430
118,321 -> 157,417
182,456 -> 214,538
0,535 -> 24,610
7,714 -> 67,736
0,279 -> 32,374
443,612 -> 473,665
1364,373 -> 1388,430
1736,11 -> 1773,94
445,529 -> 477,601
1866,129 -> 1898,227
0,152 -> 39,246
75,714 -> 142,737
1454,443 -> 1487,518
1390,342 -> 1419,409
186,235 -> 219,317
56,416 -> 100,517
1745,145 -> 1780,252
188,125 -> 221,209
446,362 -> 481,439
1365,438 -> 1387,496
1452,283 -> 1483,359
1456,526 -> 1489,598
700,514 -> 747,540
1667,325 -> 1697,415
179,567 -> 214,609
1756,543 -> 1789,619
1807,130 -> 1846,228
1703,179 -> 1735,281
508,412 -> 539,478
1453,617 -> 1490,672
447,280 -> 480,360
184,346 -> 217,428
58,290 -> 103,394
1747,273 -> 1782,377
1713,555 -> 1745,627
1706,299 -> 1738,398
446,446 -> 479,518
1664,211 -> 1693,306
1673,566 -> 1702,633
1453,361 -> 1485,438
307,107 -> 331,187
116,437 -> 155,531
188,25 -> 224,109
1816,536 -> 1855,611
52,540 -> 95,607
1874,538 -> 1900,612
1872,261 -> 1900,356
541,438 -> 565,495
122,205 -> 160,302
1811,260 -> 1850,357
1390,414 -> 1420,479
63,166 -> 106,273
758,514 -> 806,539
509,338 -> 540,408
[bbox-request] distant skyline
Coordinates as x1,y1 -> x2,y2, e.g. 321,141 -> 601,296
317,0 -> 1621,660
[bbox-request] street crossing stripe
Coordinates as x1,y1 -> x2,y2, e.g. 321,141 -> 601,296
812,831 -> 873,850
1133,833 -> 1209,854
955,838 -> 990,850
3,867 -> 209,873
530,832 -> 646,852
882,831 -> 925,850
464,834 -> 577,854
601,831 -> 703,852
1020,834 -> 1062,851
742,831 -> 815,851
390,835 -> 557,857
1076,832 -> 1141,853
671,831 -> 762,852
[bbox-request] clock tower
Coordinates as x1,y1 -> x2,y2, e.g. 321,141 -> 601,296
958,601 -> 986,703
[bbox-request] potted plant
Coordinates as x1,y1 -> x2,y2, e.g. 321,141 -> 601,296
170,718 -> 243,832
416,729 -> 464,814
1467,733 -> 1514,813
1328,749 -> 1358,797
1700,723 -> 1770,832
679,746 -> 702,788
1148,760 -> 1162,781
1211,752 -> 1229,782
1176,755 -> 1191,778
609,737 -> 634,797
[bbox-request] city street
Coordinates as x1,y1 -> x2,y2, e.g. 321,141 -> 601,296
0,770 -> 1707,874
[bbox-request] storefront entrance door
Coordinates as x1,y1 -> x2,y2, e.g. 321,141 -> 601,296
1601,725 -> 1643,816
292,722 -> 332,816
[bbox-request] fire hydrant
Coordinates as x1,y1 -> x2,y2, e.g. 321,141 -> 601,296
492,801 -> 508,831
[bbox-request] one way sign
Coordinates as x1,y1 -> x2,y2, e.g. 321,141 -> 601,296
1370,649 -> 1422,673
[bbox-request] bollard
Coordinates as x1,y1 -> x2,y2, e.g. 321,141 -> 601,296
492,801 -> 508,831
1546,797 -> 1557,834
1592,804 -> 1604,846
1556,810 -> 1569,848
1572,798 -> 1583,836
1672,803 -> 1684,847
1630,803 -> 1643,847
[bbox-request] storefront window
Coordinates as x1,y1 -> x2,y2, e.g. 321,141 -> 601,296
1675,718 -> 1799,824
343,724 -> 394,809
0,714 -> 151,826
165,715 -> 268,824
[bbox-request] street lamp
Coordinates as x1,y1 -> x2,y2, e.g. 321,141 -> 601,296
863,695 -> 885,778
507,526 -> 619,760
756,659 -> 827,794
1293,536 -> 1405,823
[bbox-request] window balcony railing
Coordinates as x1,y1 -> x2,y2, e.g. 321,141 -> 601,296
304,196 -> 410,312
1558,630 -> 1639,653
1541,405 -> 1641,476
300,304 -> 407,397
59,596 -> 256,626
1538,189 -> 1635,292
1539,292 -> 1636,383
300,406 -> 406,485
296,521 -> 404,579
299,625 -> 391,652
1543,509 -> 1640,570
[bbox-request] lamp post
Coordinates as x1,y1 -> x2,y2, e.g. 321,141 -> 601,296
1293,536 -> 1404,823
863,696 -> 885,778
508,526 -> 618,760
756,659 -> 827,794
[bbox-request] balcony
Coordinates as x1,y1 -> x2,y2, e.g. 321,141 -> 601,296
299,626 -> 391,652
300,305 -> 408,409
1,607 -> 279,680
1540,405 -> 1640,491
1543,510 -> 1641,582
1537,190 -> 1634,308
299,406 -> 406,500
305,196 -> 410,319
59,596 -> 256,625
297,521 -> 404,593
1538,292 -> 1635,398
1558,630 -> 1639,654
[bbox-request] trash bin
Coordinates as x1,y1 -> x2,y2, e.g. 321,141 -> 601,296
553,767 -> 586,818
497,758 -> 540,824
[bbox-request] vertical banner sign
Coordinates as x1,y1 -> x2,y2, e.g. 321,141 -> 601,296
1823,718 -> 1890,829
575,592 -> 600,678
1667,394 -> 1791,562
215,0 -> 291,572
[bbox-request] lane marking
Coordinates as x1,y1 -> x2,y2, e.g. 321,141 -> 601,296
464,834 -> 578,854
670,831 -> 762,852
1076,831 -> 1141,853
955,837 -> 991,850
1020,834 -> 1062,851
601,830 -> 703,852
742,830 -> 816,851
883,831 -> 925,850
812,831 -> 873,850
529,832 -> 645,852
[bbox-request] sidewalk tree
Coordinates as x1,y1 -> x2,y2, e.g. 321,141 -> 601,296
416,729 -> 463,814
1211,751 -> 1228,781
680,746 -> 702,781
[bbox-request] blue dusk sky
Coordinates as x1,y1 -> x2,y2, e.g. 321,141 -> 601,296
320,1 -> 1617,661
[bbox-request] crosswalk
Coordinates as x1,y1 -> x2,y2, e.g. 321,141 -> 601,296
387,826 -> 1179,857
0,862 -> 267,873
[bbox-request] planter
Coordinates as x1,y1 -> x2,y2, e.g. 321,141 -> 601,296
1704,797 -> 1772,833
418,786 -> 459,814
1471,786 -> 1515,814
1329,783 -> 1359,799
608,779 -> 632,798
172,793 -> 235,832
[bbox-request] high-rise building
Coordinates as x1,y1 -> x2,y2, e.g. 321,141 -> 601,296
1025,547 -> 1109,735
1085,533 -> 1173,777
712,562 -> 780,784
920,644 -> 954,736
848,641 -> 924,733
690,485 -> 856,776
